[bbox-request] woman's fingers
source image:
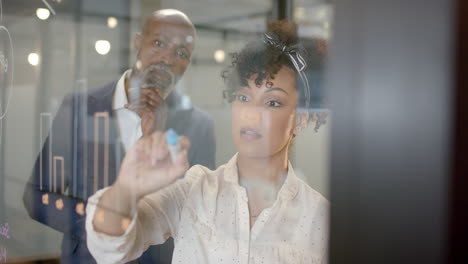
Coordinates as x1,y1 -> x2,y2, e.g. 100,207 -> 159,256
168,149 -> 189,180
178,136 -> 191,152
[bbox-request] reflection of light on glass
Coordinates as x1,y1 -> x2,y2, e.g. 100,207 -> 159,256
107,17 -> 118,28
214,49 -> 225,63
294,7 -> 305,20
95,40 -> 111,55
135,60 -> 142,70
28,53 -> 40,66
96,210 -> 105,223
55,198 -> 64,210
36,8 -> 50,20
76,203 -> 85,216
186,35 -> 193,43
42,194 -> 49,205
121,217 -> 131,231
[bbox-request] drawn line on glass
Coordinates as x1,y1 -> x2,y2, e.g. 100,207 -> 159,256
75,79 -> 88,197
94,112 -> 109,192
39,113 -> 52,191
41,0 -> 56,16
0,245 -> 6,264
0,25 -> 14,120
53,156 -> 64,193
0,119 -> 2,149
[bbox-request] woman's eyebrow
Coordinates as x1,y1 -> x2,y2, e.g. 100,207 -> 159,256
265,87 -> 289,95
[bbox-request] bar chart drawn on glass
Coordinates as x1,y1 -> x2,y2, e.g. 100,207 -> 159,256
39,111 -> 111,215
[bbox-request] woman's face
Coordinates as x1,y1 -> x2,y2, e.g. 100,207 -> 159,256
231,66 -> 300,159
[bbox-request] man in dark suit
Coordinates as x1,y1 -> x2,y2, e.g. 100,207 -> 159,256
22,9 -> 215,264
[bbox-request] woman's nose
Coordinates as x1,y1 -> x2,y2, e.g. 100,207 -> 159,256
241,106 -> 262,122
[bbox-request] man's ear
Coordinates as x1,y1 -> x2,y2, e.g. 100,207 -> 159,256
134,33 -> 142,52
293,112 -> 309,136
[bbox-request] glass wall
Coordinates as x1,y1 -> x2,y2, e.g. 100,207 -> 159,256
0,0 -> 332,262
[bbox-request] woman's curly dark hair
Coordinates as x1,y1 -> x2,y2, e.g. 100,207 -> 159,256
222,20 -> 328,131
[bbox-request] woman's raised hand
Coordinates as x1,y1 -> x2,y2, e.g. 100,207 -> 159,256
115,131 -> 191,201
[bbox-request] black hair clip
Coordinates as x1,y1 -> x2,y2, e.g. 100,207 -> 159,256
262,32 -> 311,109
262,33 -> 307,72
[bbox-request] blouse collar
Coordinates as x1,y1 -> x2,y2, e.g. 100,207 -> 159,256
224,153 -> 299,201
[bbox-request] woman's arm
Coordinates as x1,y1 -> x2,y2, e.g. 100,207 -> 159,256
91,131 -> 190,235
86,131 -> 191,263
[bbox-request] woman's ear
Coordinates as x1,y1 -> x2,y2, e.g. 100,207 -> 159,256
293,112 -> 309,136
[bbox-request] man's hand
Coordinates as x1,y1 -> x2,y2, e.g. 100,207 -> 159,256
125,88 -> 167,136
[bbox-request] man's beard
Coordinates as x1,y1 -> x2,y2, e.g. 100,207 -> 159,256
139,64 -> 176,98
128,64 -> 175,131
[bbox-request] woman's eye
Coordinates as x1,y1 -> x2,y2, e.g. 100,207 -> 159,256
267,100 -> 282,107
237,94 -> 249,102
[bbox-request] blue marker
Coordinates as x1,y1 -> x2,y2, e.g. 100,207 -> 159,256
166,129 -> 179,163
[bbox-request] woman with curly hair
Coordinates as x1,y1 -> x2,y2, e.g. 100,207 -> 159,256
86,20 -> 329,264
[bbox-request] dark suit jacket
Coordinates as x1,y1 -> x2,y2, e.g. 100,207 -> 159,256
22,81 -> 216,263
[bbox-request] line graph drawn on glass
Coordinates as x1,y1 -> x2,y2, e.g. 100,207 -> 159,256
39,113 -> 52,191
0,25 -> 14,121
94,112 -> 109,192
53,156 -> 64,193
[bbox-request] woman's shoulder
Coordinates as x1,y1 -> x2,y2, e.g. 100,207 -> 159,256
295,177 -> 329,207
184,163 -> 230,187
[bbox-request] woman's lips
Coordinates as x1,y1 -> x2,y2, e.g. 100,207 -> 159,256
240,128 -> 262,140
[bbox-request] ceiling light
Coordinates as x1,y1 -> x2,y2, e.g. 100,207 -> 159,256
214,49 -> 225,63
107,17 -> 118,29
95,40 -> 111,55
36,8 -> 50,20
28,53 -> 40,66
